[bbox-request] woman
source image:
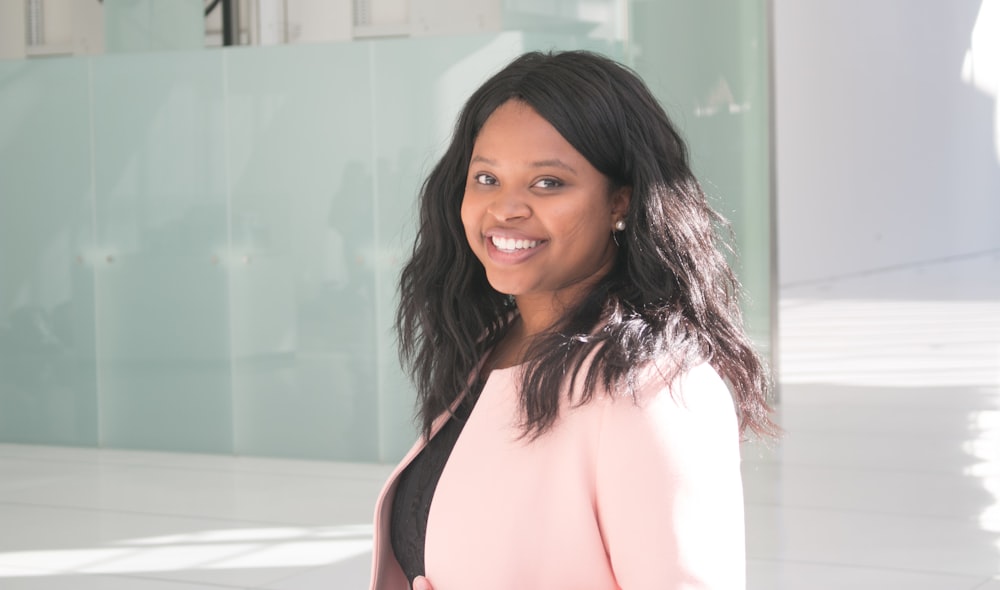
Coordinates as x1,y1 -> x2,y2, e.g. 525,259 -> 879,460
370,50 -> 775,590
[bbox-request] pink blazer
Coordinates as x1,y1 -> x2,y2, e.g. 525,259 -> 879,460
369,361 -> 746,589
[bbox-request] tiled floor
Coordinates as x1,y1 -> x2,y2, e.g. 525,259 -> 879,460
744,253 -> 1000,589
0,445 -> 392,588
1,255 -> 998,589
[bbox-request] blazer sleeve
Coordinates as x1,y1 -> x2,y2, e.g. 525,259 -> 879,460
594,363 -> 746,590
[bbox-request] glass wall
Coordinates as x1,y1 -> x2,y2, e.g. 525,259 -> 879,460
0,0 -> 771,463
630,0 -> 774,357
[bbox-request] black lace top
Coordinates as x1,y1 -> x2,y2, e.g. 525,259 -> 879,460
390,399 -> 474,584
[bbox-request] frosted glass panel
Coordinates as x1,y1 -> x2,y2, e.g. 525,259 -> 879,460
0,58 -> 98,446
225,43 -> 379,461
92,51 -> 233,453
631,1 -> 774,357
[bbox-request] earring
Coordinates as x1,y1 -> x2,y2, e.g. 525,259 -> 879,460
614,219 -> 626,231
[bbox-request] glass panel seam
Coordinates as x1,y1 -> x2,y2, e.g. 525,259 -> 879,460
223,48 -> 237,455
368,41 -> 387,462
88,56 -> 105,448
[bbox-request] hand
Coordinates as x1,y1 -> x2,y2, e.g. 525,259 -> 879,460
413,575 -> 434,590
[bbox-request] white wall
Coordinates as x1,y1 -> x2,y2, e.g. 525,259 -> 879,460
774,0 -> 1000,287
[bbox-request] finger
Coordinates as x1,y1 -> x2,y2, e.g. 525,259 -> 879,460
412,576 -> 433,590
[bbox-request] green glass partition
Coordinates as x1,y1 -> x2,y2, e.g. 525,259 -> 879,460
92,51 -> 234,453
225,43 -> 378,461
503,0 -> 773,356
0,58 -> 98,447
0,0 -> 772,462
630,1 -> 774,358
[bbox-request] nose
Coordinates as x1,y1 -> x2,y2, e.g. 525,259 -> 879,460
486,187 -> 531,222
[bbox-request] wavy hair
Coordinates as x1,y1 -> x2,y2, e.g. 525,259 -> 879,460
397,50 -> 775,440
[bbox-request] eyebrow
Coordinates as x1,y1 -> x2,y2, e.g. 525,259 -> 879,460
470,155 -> 578,175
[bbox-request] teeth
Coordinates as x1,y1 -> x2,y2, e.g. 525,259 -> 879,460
491,236 -> 539,251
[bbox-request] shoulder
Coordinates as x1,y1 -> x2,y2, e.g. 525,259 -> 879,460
557,356 -> 738,441
600,360 -> 736,424
588,359 -> 740,474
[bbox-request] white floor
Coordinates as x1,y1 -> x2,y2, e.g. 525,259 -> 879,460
1,256 -> 999,589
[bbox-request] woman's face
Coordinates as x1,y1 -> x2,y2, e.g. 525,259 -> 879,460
461,100 -> 630,310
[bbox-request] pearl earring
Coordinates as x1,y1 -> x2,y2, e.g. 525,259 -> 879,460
614,220 -> 626,231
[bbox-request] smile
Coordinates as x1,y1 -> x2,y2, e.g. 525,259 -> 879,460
491,236 -> 540,252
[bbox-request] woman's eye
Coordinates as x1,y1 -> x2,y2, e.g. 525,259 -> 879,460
474,173 -> 497,185
534,178 -> 562,189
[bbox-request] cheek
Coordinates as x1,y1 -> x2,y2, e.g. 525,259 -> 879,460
554,205 -> 606,242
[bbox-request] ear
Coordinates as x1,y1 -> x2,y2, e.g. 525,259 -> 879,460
610,185 -> 632,220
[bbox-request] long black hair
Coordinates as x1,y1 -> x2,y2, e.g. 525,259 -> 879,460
397,50 -> 775,440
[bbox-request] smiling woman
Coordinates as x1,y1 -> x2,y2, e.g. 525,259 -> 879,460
372,50 -> 776,590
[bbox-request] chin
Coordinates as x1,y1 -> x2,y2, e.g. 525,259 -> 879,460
484,277 -> 530,298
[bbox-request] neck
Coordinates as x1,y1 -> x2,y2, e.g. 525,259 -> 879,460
486,316 -> 529,371
485,299 -> 566,371
512,294 -> 565,339
512,251 -> 616,337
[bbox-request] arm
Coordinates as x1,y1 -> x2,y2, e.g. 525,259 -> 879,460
595,364 -> 746,589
